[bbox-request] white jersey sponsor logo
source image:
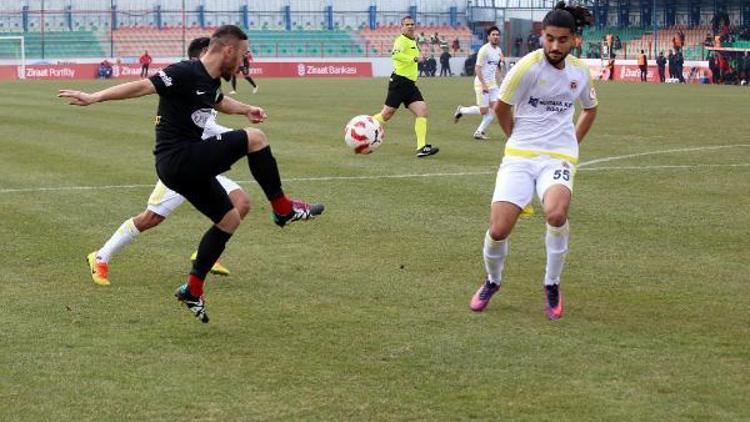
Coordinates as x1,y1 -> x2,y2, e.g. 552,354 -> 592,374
157,70 -> 172,87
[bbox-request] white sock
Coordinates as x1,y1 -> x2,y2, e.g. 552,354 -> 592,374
97,218 -> 140,263
459,105 -> 481,115
476,112 -> 495,134
483,230 -> 509,285
544,221 -> 569,286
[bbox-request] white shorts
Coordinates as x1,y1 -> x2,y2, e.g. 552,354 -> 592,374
491,155 -> 576,208
474,86 -> 500,108
147,175 -> 242,217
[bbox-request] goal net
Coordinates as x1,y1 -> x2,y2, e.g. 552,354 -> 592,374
0,36 -> 26,80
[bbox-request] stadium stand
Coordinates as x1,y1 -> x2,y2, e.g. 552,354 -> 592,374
582,25 -> 716,60
0,30 -> 105,59
111,27 -> 363,58
358,24 -> 473,56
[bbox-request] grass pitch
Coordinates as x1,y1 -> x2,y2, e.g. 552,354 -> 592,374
1,77 -> 749,420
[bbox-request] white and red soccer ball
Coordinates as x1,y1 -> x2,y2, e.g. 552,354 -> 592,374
344,115 -> 384,154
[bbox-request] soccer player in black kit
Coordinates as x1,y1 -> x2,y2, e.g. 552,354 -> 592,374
229,50 -> 259,95
58,25 -> 323,323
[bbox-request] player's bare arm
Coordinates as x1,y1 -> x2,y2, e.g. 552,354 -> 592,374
216,95 -> 266,123
57,79 -> 156,106
494,100 -> 514,138
475,64 -> 488,92
575,106 -> 597,144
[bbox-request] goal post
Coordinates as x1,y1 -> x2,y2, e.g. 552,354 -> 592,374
0,36 -> 26,80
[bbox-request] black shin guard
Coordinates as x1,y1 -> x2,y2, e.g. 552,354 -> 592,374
191,226 -> 233,279
247,146 -> 284,201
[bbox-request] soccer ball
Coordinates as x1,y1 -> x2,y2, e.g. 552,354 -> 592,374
344,115 -> 384,154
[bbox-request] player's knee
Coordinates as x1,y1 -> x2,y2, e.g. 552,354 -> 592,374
232,192 -> 251,219
479,107 -> 489,115
133,211 -> 165,231
545,212 -> 567,228
244,127 -> 268,153
217,209 -> 242,233
488,225 -> 511,241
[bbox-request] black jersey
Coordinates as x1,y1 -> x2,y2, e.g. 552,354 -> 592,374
149,59 -> 224,158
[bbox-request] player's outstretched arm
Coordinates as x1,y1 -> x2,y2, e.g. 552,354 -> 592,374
575,106 -> 597,144
216,95 -> 267,124
57,79 -> 156,106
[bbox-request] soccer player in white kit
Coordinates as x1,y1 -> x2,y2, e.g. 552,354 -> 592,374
469,2 -> 597,320
453,26 -> 504,140
86,37 -> 251,286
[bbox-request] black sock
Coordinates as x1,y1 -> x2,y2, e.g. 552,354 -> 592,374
245,76 -> 257,88
247,146 -> 284,202
231,76 -> 237,91
191,226 -> 233,280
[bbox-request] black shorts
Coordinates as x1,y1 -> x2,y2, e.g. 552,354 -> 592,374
384,73 -> 424,109
155,129 -> 248,223
239,66 -> 250,76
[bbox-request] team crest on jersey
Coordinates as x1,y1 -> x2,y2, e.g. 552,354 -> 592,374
570,80 -> 578,90
528,96 -> 540,108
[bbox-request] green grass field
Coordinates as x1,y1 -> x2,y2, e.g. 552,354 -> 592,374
1,77 -> 749,420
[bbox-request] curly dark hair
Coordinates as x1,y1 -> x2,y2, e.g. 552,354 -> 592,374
543,1 -> 594,34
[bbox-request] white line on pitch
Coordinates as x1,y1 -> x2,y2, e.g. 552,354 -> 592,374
578,144 -> 750,167
579,163 -> 750,171
0,144 -> 747,195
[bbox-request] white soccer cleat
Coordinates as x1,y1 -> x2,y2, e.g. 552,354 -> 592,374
473,131 -> 489,140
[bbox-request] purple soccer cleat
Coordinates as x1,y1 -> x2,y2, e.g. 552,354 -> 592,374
470,279 -> 501,312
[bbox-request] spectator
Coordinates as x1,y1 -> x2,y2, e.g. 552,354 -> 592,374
709,52 -> 719,84
656,51 -> 667,83
463,52 -> 477,76
451,37 -> 460,55
720,21 -> 730,38
724,67 -> 738,85
667,49 -> 675,80
431,32 -> 440,46
614,35 -> 622,51
139,50 -> 152,78
417,32 -> 427,47
699,70 -> 711,84
672,33 -> 683,52
703,33 -> 714,47
514,36 -> 522,56
439,36 -> 449,53
607,58 -> 615,81
97,59 -> 113,79
638,50 -> 648,82
425,55 -> 437,77
718,53 -> 729,83
439,50 -> 452,76
527,31 -> 537,53
571,35 -> 583,57
675,50 -> 686,83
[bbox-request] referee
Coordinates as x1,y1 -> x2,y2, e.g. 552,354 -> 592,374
372,16 -> 439,158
